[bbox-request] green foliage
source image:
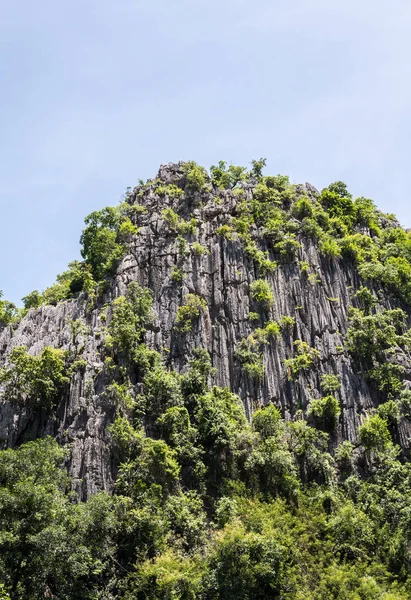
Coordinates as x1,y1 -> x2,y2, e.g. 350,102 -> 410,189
162,207 -> 198,235
156,407 -> 206,488
21,289 -> 42,310
177,234 -> 189,257
252,405 -> 281,439
320,182 -> 356,227
175,294 -> 207,333
229,182 -> 283,273
170,266 -> 185,284
244,239 -> 277,274
193,386 -> 248,483
110,416 -> 144,461
291,196 -> 315,220
358,414 -> 392,453
22,290 -> 42,310
346,308 -> 407,363
180,348 -> 216,408
210,160 -> 248,189
207,523 -> 286,599
3,371 -> 411,598
24,199 -> 142,308
378,400 -> 401,426
127,550 -> 204,599
179,217 -> 198,235
321,374 -> 341,394
284,340 -> 321,379
162,207 -> 180,230
156,183 -> 184,198
236,334 -> 264,380
80,205 -> 137,281
128,203 -> 148,215
308,272 -> 321,285
216,224 -> 234,240
354,285 -> 377,314
0,438 -> 125,599
0,346 -> 69,410
263,320 -> 281,339
143,366 -> 183,422
0,292 -> 20,326
253,182 -> 283,207
309,396 -> 341,431
236,319 -> 283,380
38,261 -> 96,306
354,196 -> 381,232
250,157 -> 267,179
191,241 -> 210,256
360,255 -> 411,305
17,162 -> 411,324
280,315 -> 296,330
319,235 -> 342,257
164,491 -> 207,549
398,389 -> 411,418
105,281 -> 154,358
250,278 -> 274,309
117,436 -> 180,499
183,161 -> 208,192
345,308 -> 411,397
50,261 -> 96,305
67,317 -> 89,350
335,440 -> 355,476
274,233 -> 302,258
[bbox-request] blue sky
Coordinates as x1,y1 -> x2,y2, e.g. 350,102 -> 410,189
1,0 -> 411,304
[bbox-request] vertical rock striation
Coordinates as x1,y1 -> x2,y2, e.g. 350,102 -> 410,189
1,162 -> 410,497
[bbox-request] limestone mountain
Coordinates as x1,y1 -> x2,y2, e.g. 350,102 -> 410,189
1,160 -> 411,599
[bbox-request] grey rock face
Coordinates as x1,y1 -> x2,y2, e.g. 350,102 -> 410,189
1,163 -> 410,497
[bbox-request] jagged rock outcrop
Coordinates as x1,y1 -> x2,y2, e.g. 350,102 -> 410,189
1,162 -> 411,498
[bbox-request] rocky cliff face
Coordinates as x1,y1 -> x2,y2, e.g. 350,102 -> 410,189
1,162 -> 410,498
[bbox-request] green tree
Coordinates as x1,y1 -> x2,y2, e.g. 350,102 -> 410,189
0,292 -> 19,326
250,158 -> 267,179
358,414 -> 392,453
0,439 -> 120,600
320,182 -> 356,227
0,346 -> 69,410
105,281 -> 154,358
309,396 -> 341,431
116,437 -> 180,499
207,523 -> 287,599
210,161 -> 248,189
80,206 -> 137,281
252,405 -> 282,439
21,290 -> 42,310
194,387 -> 248,484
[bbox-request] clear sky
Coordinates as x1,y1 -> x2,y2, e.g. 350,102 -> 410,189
1,0 -> 411,304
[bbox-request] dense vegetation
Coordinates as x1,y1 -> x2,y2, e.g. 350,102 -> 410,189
2,352 -> 411,598
2,160 -> 411,598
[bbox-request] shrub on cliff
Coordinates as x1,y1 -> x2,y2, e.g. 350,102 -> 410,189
0,346 -> 69,410
175,294 -> 207,333
0,291 -> 19,326
250,279 -> 274,309
80,205 -> 137,281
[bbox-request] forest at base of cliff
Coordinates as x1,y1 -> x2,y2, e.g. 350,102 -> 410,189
2,160 -> 411,598
1,392 -> 410,599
